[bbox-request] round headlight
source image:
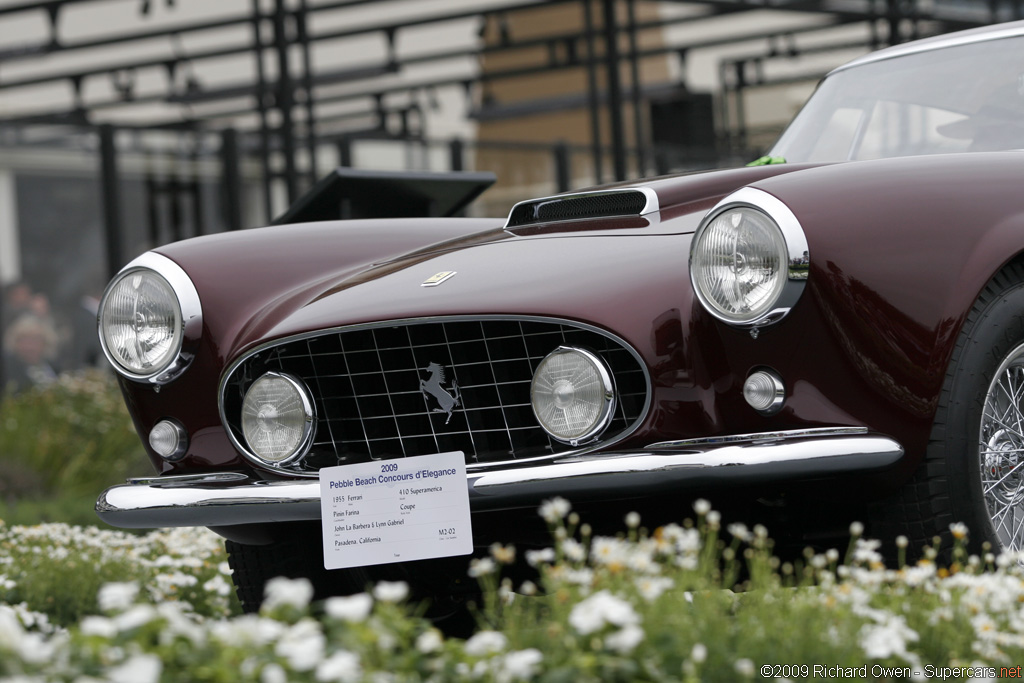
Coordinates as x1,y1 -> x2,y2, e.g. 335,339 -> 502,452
531,347 -> 615,445
99,253 -> 202,384
99,268 -> 183,378
691,206 -> 788,323
241,372 -> 315,465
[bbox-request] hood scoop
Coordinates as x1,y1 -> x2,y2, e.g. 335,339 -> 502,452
504,187 -> 659,228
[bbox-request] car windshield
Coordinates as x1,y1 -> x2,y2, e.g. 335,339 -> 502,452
770,35 -> 1024,162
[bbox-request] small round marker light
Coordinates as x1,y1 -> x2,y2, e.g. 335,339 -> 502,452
743,369 -> 785,415
149,420 -> 188,461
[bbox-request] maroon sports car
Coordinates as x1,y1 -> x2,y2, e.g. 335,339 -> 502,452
97,20 -> 1024,611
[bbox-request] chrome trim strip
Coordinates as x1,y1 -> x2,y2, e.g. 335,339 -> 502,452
127,472 -> 250,486
690,187 -> 809,329
830,22 -> 1024,76
95,430 -> 903,528
503,187 -> 660,229
469,435 -> 901,500
98,251 -> 203,385
218,315 -> 653,476
97,477 -> 324,528
646,426 -> 867,450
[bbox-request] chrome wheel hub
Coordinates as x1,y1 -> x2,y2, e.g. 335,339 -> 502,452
985,430 -> 1024,506
980,345 -> 1024,552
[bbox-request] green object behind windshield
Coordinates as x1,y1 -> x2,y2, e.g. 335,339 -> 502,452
746,156 -> 787,166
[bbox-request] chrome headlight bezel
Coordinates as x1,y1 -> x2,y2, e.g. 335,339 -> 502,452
689,187 -> 809,328
97,252 -> 202,384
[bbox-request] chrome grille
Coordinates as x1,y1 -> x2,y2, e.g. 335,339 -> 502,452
222,318 -> 649,473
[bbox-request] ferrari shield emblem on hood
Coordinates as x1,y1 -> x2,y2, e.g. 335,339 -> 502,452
422,271 -> 457,287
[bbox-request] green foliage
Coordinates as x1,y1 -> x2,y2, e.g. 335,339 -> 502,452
0,521 -> 239,628
2,373 -> 1020,678
3,503 -> 1024,681
0,493 -> 118,529
0,369 -> 149,502
0,521 -> 235,627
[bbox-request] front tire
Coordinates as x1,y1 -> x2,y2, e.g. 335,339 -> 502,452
882,264 -> 1024,554
225,532 -> 362,613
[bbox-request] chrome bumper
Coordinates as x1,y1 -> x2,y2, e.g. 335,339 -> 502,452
96,428 -> 903,529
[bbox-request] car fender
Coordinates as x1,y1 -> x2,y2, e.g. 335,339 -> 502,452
745,153 -> 1024,470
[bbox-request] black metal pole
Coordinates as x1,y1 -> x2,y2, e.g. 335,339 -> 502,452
601,0 -> 627,181
654,147 -> 669,175
582,0 -> 603,184
297,0 -> 319,182
717,61 -> 732,155
169,166 -> 183,243
449,138 -> 464,172
554,141 -> 571,192
99,124 -> 125,280
732,61 -> 748,151
221,127 -> 244,231
887,0 -> 902,45
273,0 -> 299,204
448,137 -> 466,216
190,144 -> 206,236
145,161 -> 161,246
626,0 -> 646,176
250,0 -> 274,223
337,136 -> 353,167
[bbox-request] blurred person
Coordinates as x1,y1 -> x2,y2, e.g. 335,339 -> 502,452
1,281 -> 33,330
2,314 -> 59,394
28,292 -> 50,318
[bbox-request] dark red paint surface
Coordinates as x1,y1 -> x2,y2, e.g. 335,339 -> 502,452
120,152 -> 1024,498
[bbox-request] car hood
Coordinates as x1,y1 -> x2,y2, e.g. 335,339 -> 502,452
155,163 -> 820,362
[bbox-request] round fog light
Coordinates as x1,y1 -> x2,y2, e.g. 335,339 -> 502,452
149,420 -> 187,461
531,347 -> 615,445
743,369 -> 785,415
241,372 -> 315,465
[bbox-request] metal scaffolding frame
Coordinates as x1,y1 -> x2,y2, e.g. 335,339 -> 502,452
0,0 -> 1006,277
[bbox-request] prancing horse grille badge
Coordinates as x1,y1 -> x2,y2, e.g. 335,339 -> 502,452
420,362 -> 461,424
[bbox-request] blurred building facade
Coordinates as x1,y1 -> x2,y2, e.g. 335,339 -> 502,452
0,0 -> 1010,385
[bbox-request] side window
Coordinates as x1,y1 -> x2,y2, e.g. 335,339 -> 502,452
854,102 -> 969,160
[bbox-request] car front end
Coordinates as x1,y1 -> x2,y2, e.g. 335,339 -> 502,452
96,20 -> 1024,609
96,165 -> 910,546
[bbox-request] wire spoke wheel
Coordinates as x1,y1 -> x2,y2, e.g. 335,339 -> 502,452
980,342 -> 1024,552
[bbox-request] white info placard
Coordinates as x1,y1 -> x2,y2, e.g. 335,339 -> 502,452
319,451 -> 473,570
